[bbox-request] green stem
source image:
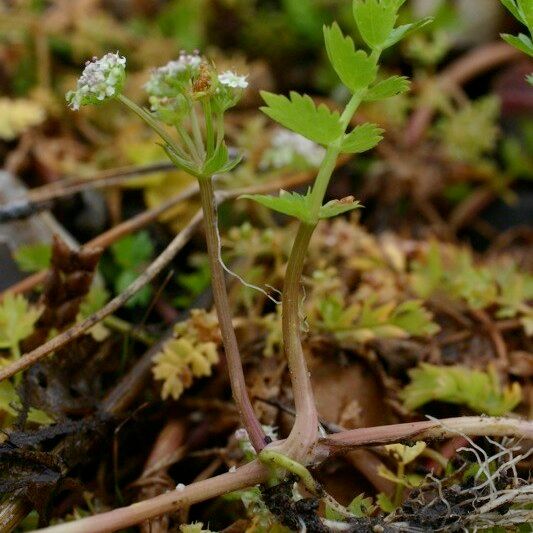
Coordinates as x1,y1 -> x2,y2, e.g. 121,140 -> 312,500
308,92 -> 364,221
198,177 -> 266,452
394,463 -> 405,507
202,99 -> 215,156
178,127 -> 202,165
190,105 -> 206,160
277,89 -> 370,460
117,95 -> 178,153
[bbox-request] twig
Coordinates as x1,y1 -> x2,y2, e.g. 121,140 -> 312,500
33,416 -> 533,533
1,184 -> 199,298
37,460 -> 269,533
0,162 -> 179,222
1,167 -> 319,299
318,416 -> 533,455
0,210 -> 203,382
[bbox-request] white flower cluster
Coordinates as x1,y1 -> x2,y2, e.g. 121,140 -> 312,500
67,52 -> 126,110
218,71 -> 249,89
144,52 -> 202,96
260,129 -> 326,170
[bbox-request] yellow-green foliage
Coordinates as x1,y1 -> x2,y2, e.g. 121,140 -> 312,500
0,293 -> 42,361
437,96 -> 500,164
410,242 -> 533,333
152,310 -> 220,400
315,294 -> 439,344
401,363 -> 522,416
0,98 -> 46,141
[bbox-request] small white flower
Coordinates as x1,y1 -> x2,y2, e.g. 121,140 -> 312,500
67,52 -> 126,110
145,52 -> 202,96
218,71 -> 248,89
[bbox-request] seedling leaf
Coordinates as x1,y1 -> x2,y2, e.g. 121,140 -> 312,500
260,91 -> 343,146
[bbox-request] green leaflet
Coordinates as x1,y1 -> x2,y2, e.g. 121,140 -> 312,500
202,142 -> 242,176
240,190 -> 314,224
382,18 -> 433,49
364,75 -> 410,101
501,0 -> 525,24
517,0 -> 533,29
319,197 -> 362,219
353,0 -> 400,50
501,33 -> 533,56
260,91 -> 343,146
240,190 -> 362,223
323,22 -> 377,93
340,123 -> 384,153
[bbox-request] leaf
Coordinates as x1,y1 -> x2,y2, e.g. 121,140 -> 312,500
340,123 -> 384,153
202,142 -> 242,176
323,23 -> 377,92
353,0 -> 400,50
376,492 -> 396,512
385,442 -> 426,465
501,33 -> 533,56
389,300 -> 440,336
364,75 -> 410,101
347,494 -> 377,517
518,0 -> 533,29
13,243 -> 52,273
0,380 -> 52,425
115,270 -> 153,308
383,17 -> 433,48
401,364 -> 522,416
319,196 -> 362,219
260,91 -> 343,146
152,310 -> 220,400
240,189 -> 314,224
110,231 -> 154,270
0,294 -> 42,354
501,0 -> 525,25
